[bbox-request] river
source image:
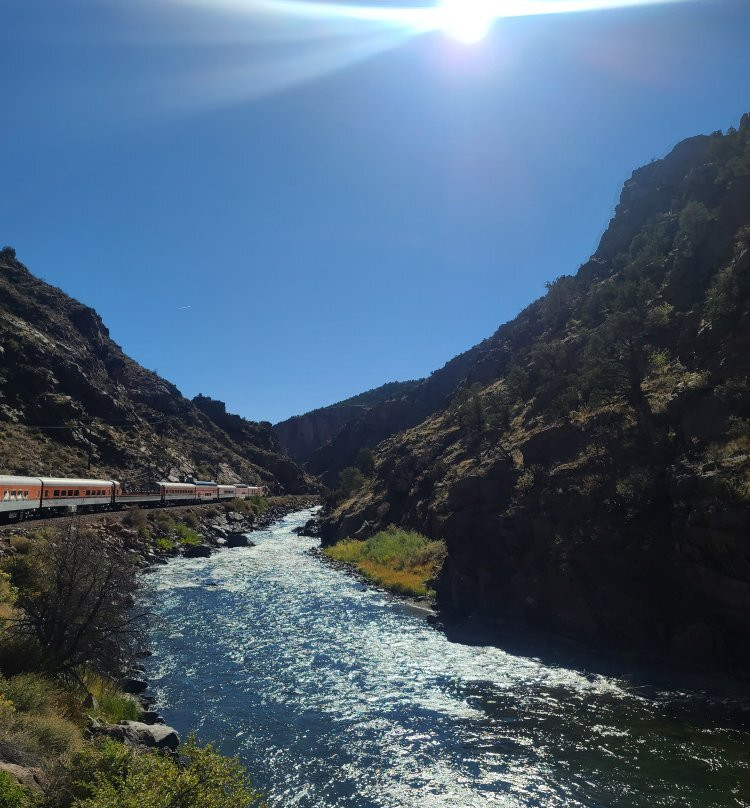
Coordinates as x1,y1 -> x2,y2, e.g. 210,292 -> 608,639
143,507 -> 750,808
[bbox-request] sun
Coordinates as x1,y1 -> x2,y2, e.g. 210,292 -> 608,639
437,0 -> 495,44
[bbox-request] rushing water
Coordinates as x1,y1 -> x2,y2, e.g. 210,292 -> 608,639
143,508 -> 750,808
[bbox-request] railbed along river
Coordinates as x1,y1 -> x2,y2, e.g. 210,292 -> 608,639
143,508 -> 750,807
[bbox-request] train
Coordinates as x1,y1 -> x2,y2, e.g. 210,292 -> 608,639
0,475 -> 268,524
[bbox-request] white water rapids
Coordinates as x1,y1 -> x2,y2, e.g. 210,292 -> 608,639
142,507 -> 750,807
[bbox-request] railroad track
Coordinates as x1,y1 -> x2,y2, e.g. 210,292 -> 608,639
0,502 -> 224,534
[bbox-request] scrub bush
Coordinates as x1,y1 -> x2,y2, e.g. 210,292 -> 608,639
63,736 -> 263,808
173,524 -> 201,546
338,468 -> 365,497
248,496 -> 267,514
122,508 -> 147,531
0,771 -> 35,808
8,538 -> 32,555
152,512 -> 174,535
0,674 -> 60,714
224,499 -> 252,516
22,714 -> 79,757
182,511 -> 199,528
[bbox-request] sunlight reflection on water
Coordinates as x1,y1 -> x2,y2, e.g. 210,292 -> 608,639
143,508 -> 750,808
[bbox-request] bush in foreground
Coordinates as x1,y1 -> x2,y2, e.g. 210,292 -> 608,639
59,736 -> 264,808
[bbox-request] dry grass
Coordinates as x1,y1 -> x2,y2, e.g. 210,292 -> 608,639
353,560 -> 439,597
83,673 -> 141,724
325,527 -> 446,598
0,674 -> 83,768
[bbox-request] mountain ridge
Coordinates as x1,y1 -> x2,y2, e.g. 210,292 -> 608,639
273,379 -> 420,464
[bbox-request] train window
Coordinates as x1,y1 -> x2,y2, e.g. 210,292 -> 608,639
54,490 -> 59,497
23,491 -> 28,498
68,490 -> 73,496
44,491 -> 49,497
2,492 -> 7,501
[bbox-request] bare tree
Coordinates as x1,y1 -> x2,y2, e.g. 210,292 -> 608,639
11,521 -> 147,679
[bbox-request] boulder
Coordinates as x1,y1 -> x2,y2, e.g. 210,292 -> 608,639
120,678 -> 148,694
295,518 -> 321,537
182,544 -> 212,558
120,721 -> 181,751
225,533 -> 254,548
0,761 -> 47,791
90,718 -> 180,751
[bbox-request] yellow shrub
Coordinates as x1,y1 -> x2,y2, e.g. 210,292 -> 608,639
325,528 -> 445,598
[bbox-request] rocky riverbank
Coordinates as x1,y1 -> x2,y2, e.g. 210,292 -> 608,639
0,495 -> 319,796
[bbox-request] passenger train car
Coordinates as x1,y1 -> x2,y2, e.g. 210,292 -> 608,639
0,475 -> 268,523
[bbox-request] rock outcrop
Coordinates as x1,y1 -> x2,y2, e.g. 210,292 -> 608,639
0,761 -> 48,791
274,381 -> 419,472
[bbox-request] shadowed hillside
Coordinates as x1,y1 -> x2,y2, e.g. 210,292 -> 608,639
320,115 -> 750,671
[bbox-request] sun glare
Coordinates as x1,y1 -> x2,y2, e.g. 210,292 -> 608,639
437,0 -> 494,44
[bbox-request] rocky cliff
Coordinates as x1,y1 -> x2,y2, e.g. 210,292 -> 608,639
295,348 -> 506,487
320,116 -> 750,671
0,252 -> 314,492
274,380 -> 419,466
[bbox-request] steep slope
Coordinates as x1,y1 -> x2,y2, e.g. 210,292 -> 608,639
0,251 -> 314,492
321,115 -> 750,670
303,340 -> 505,486
274,380 -> 420,464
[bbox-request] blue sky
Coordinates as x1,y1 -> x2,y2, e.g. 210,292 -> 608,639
2,0 -> 749,423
